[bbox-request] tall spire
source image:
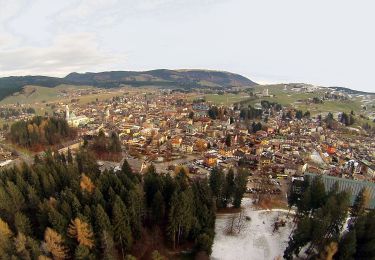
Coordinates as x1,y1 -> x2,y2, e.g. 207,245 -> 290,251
65,105 -> 70,120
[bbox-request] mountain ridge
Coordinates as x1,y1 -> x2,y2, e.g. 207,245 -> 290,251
0,69 -> 257,100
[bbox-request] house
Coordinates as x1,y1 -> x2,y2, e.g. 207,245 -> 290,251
194,139 -> 208,152
185,124 -> 197,135
219,147 -> 235,157
152,134 -> 166,146
171,136 -> 183,149
204,154 -> 217,167
141,127 -> 159,137
358,160 -> 375,178
180,143 -> 194,154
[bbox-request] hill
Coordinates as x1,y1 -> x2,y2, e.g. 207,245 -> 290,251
328,86 -> 375,95
0,69 -> 257,100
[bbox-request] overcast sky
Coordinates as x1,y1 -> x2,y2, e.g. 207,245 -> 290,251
0,0 -> 374,91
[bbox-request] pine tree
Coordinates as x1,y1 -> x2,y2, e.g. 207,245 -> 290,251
327,191 -> 350,238
126,187 -> 144,239
111,196 -> 133,256
44,227 -> 68,260
121,159 -> 137,182
143,166 -> 162,207
68,218 -> 94,249
60,201 -> 73,221
5,180 -> 25,213
14,212 -> 32,236
224,168 -> 235,206
0,186 -> 12,214
233,170 -> 248,208
74,244 -> 90,260
83,205 -> 93,226
26,236 -> 43,260
109,132 -> 122,154
167,190 -> 194,248
354,211 -> 375,259
196,233 -> 214,255
298,186 -> 312,214
284,218 -> 311,259
191,178 -> 216,240
310,176 -> 326,210
175,167 -> 189,191
101,231 -> 117,260
209,167 -> 225,208
95,205 -> 112,234
151,190 -> 165,225
336,230 -> 356,260
351,188 -> 370,219
47,207 -> 68,235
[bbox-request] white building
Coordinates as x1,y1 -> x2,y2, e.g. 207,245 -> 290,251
65,105 -> 89,127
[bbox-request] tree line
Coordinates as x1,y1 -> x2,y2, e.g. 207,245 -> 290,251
0,147 -> 249,259
9,116 -> 77,150
86,130 -> 122,162
207,106 -> 227,120
239,105 -> 262,121
209,168 -> 248,209
0,107 -> 35,119
285,176 -> 375,259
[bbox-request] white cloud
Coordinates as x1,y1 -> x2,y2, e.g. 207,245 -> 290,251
0,0 -> 27,48
53,0 -> 223,29
57,0 -> 118,20
0,0 -> 374,91
0,33 -> 120,77
0,0 -> 26,22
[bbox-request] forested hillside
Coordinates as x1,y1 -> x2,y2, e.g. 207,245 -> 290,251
9,116 -> 77,151
0,148 -> 221,259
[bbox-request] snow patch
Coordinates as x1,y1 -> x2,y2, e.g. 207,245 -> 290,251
211,199 -> 293,260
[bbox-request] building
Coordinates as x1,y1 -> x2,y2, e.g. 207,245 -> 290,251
204,154 -> 217,167
305,173 -> 375,209
65,105 -> 89,127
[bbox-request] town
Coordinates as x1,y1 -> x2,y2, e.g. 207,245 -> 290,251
1,85 -> 374,210
1,1 -> 375,259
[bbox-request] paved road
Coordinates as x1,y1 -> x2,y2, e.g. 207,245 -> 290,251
0,142 -> 34,166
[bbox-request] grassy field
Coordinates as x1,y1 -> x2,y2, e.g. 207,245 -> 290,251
75,92 -> 123,105
193,84 -> 375,127
0,84 -> 124,108
190,93 -> 251,105
0,85 -> 93,105
251,84 -> 375,126
0,85 -> 125,127
248,84 -> 371,112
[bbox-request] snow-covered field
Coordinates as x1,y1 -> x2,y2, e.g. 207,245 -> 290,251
211,199 -> 293,260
